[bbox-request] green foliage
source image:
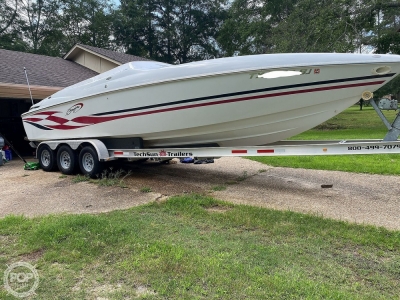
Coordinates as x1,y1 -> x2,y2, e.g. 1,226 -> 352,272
0,0 -> 115,56
0,0 -> 18,35
72,169 -> 131,187
19,0 -> 62,54
219,0 -> 378,54
140,186 -> 152,193
113,0 -> 160,59
211,185 -> 227,191
370,0 -> 400,55
94,168 -> 131,188
114,0 -> 228,63
0,31 -> 28,51
60,0 -> 115,50
0,0 -> 28,51
374,74 -> 400,99
368,1 -> 400,98
72,174 -> 91,183
217,0 -> 272,56
271,0 -> 374,53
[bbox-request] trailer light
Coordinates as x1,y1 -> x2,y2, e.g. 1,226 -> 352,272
257,149 -> 274,153
232,150 -> 247,154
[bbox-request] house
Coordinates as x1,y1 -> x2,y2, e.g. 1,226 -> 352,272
0,44 -> 149,155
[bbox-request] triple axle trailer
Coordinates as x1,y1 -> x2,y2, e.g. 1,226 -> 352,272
32,139 -> 400,178
32,98 -> 400,177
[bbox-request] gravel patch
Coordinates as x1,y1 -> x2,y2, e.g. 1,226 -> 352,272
0,158 -> 399,230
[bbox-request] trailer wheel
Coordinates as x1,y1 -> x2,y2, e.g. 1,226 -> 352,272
38,144 -> 56,171
79,146 -> 103,178
57,145 -> 77,175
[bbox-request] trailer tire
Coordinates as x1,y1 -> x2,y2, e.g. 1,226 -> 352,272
57,145 -> 78,175
79,146 -> 103,178
38,144 -> 57,171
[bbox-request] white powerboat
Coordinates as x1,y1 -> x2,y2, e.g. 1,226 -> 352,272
22,53 -> 400,147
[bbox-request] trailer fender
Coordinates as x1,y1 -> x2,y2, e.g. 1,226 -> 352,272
37,140 -> 110,161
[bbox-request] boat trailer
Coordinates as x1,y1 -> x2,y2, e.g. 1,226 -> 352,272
31,98 -> 400,177
30,138 -> 400,178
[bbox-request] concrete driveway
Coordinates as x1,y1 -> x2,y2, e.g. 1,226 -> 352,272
1,157 -> 399,230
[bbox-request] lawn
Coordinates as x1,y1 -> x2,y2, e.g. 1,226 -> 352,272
1,195 -> 400,299
1,106 -> 399,299
249,106 -> 400,174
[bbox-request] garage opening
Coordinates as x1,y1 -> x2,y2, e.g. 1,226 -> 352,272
1,98 -> 35,156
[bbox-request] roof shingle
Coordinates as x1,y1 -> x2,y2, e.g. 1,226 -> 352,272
0,49 -> 98,87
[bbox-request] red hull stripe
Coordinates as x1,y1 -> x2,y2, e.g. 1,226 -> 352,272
93,73 -> 395,117
70,80 -> 385,125
232,150 -> 248,154
25,80 -> 385,130
257,149 -> 274,153
46,115 -> 70,124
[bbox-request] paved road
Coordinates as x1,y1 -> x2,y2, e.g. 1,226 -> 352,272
1,158 -> 399,230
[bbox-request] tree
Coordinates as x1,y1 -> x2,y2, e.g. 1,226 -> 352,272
370,0 -> 400,54
217,0 -> 276,56
164,0 -> 228,63
270,0 -> 376,53
114,0 -> 160,58
60,0 -> 115,50
0,0 -> 18,34
366,0 -> 400,98
2,0 -> 115,56
19,0 -> 62,54
0,30 -> 28,51
0,0 -> 29,50
218,0 -> 378,55
114,0 -> 228,63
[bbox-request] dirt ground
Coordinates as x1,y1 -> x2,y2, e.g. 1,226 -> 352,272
1,157 -> 399,230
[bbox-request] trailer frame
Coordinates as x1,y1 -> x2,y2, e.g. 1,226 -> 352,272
34,138 -> 400,177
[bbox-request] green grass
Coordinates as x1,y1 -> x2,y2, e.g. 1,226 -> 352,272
72,174 -> 90,183
140,186 -> 152,193
249,106 -> 400,174
95,169 -> 131,188
72,169 -> 131,188
1,195 -> 399,299
292,106 -> 399,139
236,171 -> 249,181
211,185 -> 227,191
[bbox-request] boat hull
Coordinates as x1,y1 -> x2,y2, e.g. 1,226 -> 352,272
22,54 -> 400,147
